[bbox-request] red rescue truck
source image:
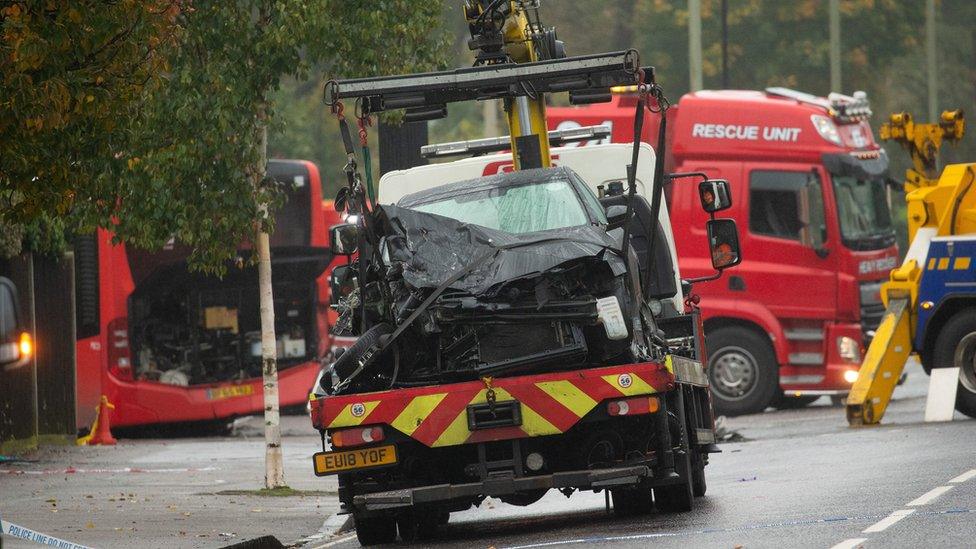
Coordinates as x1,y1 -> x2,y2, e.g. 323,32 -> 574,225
548,88 -> 899,415
74,160 -> 344,430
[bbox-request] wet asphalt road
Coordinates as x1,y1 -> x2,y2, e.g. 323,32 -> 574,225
322,361 -> 976,548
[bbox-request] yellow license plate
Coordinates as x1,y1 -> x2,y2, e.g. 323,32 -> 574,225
312,445 -> 398,476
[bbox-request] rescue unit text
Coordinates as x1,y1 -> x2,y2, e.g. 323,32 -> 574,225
691,123 -> 801,142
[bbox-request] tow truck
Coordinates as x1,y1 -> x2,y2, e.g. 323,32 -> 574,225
845,109 -> 976,425
547,87 -> 899,415
308,2 -> 735,544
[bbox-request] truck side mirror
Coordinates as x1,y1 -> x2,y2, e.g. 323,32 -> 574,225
699,179 -> 732,213
330,223 -> 359,256
707,219 -> 742,270
605,204 -> 629,231
798,172 -> 827,253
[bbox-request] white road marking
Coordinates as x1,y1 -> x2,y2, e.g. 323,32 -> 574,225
907,485 -> 954,506
829,538 -> 868,549
862,509 -> 915,533
949,469 -> 976,484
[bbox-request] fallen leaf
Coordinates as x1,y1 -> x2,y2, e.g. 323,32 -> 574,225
86,522 -> 94,529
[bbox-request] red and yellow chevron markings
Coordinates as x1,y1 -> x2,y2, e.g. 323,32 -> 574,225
311,362 -> 674,448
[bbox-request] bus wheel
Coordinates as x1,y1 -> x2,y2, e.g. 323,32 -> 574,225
932,311 -> 976,419
354,512 -> 397,546
706,327 -> 779,416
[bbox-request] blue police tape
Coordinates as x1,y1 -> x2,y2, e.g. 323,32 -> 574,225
0,516 -> 92,549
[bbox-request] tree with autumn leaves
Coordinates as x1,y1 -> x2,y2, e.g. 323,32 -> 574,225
1,0 -> 446,487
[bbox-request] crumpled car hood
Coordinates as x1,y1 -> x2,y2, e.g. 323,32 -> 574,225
375,205 -> 627,296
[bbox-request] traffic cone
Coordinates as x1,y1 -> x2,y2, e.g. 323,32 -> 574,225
87,395 -> 117,446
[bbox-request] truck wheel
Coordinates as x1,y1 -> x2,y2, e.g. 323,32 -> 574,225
691,451 -> 707,497
931,311 -> 976,418
654,451 -> 694,512
354,512 -> 397,546
332,323 -> 393,381
611,483 -> 654,516
706,327 -> 779,416
396,511 -> 439,542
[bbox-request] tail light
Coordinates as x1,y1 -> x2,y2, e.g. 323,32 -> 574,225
607,396 -> 660,416
107,317 -> 133,380
330,426 -> 384,448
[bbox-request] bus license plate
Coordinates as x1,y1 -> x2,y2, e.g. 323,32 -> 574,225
312,445 -> 397,476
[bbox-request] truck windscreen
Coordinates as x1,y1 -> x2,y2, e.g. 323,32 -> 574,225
409,178 -> 593,234
831,175 -> 895,250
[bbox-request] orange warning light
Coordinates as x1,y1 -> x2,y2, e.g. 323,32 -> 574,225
19,331 -> 32,358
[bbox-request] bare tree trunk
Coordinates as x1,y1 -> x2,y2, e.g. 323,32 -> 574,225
256,120 -> 285,489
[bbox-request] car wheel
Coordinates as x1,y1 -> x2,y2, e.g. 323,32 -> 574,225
931,311 -> 976,419
332,323 -> 393,381
706,327 -> 779,416
354,512 -> 397,546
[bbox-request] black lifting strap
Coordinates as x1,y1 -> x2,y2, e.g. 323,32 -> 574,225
644,90 -> 668,293
620,92 -> 645,256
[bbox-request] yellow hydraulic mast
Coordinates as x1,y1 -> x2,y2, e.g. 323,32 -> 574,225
463,0 -> 555,170
845,110 -> 966,426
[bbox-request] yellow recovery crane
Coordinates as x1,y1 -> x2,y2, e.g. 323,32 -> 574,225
845,109 -> 976,425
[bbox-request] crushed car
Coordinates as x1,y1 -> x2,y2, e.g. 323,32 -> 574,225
323,166 -> 656,393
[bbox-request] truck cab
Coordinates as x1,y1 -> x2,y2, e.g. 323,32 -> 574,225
548,88 -> 899,415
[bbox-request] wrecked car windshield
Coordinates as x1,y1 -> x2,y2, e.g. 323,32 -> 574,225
408,178 -> 591,234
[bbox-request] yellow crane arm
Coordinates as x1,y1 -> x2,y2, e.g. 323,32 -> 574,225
463,1 -> 554,169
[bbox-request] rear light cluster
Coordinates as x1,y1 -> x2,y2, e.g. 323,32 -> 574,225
107,317 -> 133,380
607,396 -> 660,416
331,425 -> 384,448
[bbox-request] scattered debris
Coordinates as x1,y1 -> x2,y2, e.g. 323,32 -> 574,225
714,416 -> 751,443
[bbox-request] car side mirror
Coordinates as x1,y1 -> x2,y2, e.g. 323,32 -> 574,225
605,204 -> 629,231
707,219 -> 742,270
330,223 -> 359,256
329,264 -> 357,305
699,179 -> 732,213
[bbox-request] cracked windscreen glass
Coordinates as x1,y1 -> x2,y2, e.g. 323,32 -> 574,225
408,178 -> 591,234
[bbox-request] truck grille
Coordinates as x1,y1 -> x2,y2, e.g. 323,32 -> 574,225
859,281 -> 885,344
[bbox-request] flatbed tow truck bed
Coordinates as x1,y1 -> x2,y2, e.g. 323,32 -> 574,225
310,357 -> 716,523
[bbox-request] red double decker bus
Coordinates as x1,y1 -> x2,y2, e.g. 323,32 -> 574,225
74,160 -> 342,431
